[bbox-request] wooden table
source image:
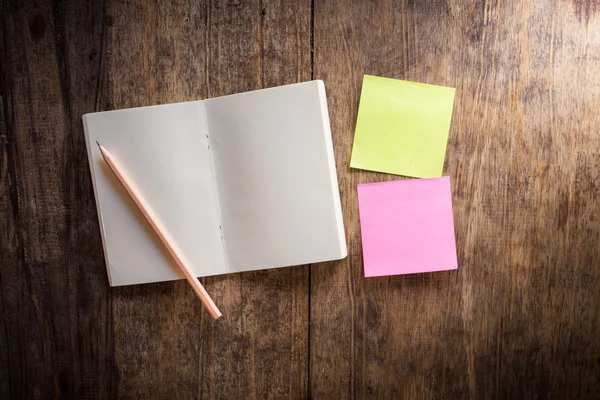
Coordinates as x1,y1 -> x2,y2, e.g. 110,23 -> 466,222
2,1 -> 600,398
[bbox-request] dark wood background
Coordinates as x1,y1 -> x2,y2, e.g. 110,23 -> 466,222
2,0 -> 600,398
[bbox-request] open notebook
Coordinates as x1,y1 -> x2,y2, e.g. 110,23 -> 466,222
83,81 -> 347,286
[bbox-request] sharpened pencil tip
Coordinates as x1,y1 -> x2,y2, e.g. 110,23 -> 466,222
96,140 -> 101,148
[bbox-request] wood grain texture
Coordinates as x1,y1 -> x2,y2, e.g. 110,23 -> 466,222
2,0 -> 600,399
311,0 -> 600,399
1,0 -> 310,399
1,0 -> 114,398
104,0 -> 311,399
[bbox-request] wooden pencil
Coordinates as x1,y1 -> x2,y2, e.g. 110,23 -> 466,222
96,141 -> 222,319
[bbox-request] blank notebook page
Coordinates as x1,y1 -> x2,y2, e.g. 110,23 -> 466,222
83,102 -> 227,285
206,81 -> 347,273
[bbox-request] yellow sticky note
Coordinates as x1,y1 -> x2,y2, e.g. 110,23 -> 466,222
350,75 -> 456,178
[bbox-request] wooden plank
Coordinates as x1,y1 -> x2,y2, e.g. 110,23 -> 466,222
0,0 -> 113,398
5,0 -> 600,398
104,0 -> 311,398
311,0 -> 600,398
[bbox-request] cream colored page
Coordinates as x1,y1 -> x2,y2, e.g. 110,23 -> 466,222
84,101 -> 226,286
205,81 -> 347,273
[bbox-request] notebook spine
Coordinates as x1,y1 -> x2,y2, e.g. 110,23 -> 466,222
200,103 -> 230,273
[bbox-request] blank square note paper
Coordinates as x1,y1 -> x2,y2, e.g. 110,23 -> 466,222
350,75 -> 456,178
357,177 -> 458,277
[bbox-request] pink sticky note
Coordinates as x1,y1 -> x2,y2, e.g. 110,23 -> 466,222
357,177 -> 458,277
